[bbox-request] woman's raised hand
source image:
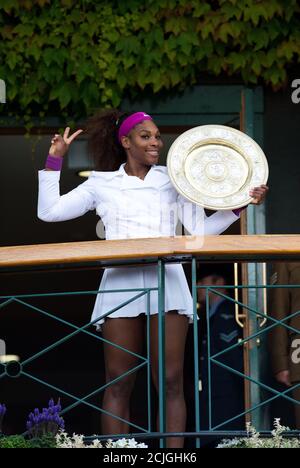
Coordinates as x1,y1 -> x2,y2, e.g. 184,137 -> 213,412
49,127 -> 83,157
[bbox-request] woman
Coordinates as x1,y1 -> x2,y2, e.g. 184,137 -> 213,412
38,110 -> 268,447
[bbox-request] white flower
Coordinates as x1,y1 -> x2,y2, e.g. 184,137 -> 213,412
125,439 -> 140,448
111,438 -> 129,448
106,439 -> 113,448
217,419 -> 300,449
55,431 -> 147,449
89,439 -> 103,448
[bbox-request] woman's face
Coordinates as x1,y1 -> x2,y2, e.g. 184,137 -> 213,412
121,120 -> 163,166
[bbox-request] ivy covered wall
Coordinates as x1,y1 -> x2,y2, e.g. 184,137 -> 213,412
0,0 -> 300,125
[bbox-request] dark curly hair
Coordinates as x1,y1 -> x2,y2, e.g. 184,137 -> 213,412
86,109 -> 130,171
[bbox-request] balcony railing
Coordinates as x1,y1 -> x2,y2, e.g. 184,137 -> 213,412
0,235 -> 300,448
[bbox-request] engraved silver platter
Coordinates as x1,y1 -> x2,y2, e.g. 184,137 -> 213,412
166,125 -> 269,210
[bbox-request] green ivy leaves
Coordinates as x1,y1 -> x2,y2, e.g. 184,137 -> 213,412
0,0 -> 300,124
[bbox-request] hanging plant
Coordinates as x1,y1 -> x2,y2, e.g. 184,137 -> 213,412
0,0 -> 300,128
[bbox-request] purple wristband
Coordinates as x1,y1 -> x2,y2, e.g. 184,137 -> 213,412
45,154 -> 63,171
232,206 -> 247,217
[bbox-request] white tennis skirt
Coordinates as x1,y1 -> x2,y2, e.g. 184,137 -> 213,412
91,264 -> 194,330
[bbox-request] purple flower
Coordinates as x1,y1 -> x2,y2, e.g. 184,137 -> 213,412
26,421 -> 32,430
0,404 -> 6,432
26,399 -> 64,438
54,401 -> 62,413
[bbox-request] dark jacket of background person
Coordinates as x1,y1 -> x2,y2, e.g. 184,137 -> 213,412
198,298 -> 245,430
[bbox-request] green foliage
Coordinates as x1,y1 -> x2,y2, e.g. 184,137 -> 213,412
217,419 -> 300,449
0,0 -> 300,123
29,434 -> 57,448
0,433 -> 57,448
0,435 -> 31,448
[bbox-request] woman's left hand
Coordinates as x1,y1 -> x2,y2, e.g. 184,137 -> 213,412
249,184 -> 269,205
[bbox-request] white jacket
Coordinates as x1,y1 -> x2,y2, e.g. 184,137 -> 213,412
38,163 -> 239,240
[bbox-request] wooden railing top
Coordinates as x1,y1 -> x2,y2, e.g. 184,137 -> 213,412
1,235 -> 300,268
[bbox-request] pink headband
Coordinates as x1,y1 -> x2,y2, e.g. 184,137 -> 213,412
118,112 -> 153,142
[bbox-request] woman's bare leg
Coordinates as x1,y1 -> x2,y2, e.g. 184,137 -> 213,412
150,312 -> 189,448
101,316 -> 144,435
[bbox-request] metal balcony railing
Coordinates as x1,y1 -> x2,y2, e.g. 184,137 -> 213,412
0,235 -> 300,448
